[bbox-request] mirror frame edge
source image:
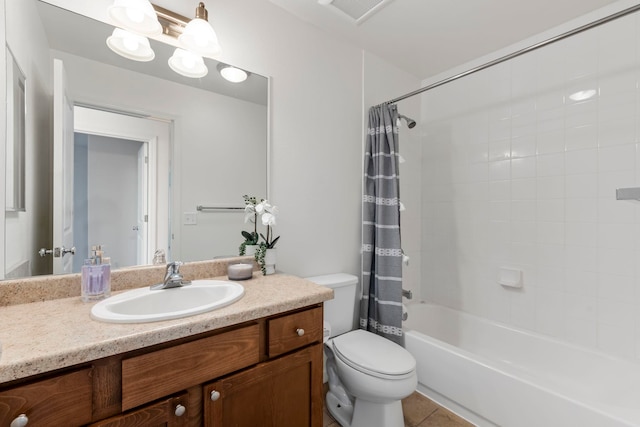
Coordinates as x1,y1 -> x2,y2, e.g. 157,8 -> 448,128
1,0 -> 8,280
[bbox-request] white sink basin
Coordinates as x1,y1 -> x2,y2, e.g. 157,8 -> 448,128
91,280 -> 245,323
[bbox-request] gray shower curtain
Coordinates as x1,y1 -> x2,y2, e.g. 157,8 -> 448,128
360,103 -> 404,345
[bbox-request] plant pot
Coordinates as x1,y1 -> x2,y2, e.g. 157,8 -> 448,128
244,244 -> 259,256
264,248 -> 277,275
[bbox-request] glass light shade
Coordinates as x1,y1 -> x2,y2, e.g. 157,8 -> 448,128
168,48 -> 208,78
106,28 -> 155,62
108,0 -> 162,36
179,18 -> 222,57
219,66 -> 248,83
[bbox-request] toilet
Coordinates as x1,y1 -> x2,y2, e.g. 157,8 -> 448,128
306,273 -> 417,427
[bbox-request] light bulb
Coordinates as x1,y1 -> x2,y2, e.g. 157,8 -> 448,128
125,7 -> 145,23
106,28 -> 155,62
181,55 -> 196,70
168,48 -> 208,78
123,35 -> 139,52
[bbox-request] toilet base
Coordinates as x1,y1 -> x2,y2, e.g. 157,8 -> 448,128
326,391 -> 404,427
351,398 -> 404,427
326,390 -> 353,427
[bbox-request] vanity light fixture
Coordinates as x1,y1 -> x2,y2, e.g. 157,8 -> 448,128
107,0 -> 162,36
179,2 -> 223,57
105,2 -> 224,78
218,64 -> 248,83
106,28 -> 155,62
168,48 -> 208,78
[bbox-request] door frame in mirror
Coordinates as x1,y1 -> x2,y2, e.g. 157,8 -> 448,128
74,106 -> 171,268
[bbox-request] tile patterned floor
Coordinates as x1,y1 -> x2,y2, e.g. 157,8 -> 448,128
323,391 -> 475,427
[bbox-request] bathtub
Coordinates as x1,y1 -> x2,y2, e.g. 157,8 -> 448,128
403,303 -> 640,427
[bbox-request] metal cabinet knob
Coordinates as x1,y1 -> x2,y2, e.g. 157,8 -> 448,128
10,414 -> 29,427
174,404 -> 186,417
296,328 -> 305,337
210,390 -> 221,401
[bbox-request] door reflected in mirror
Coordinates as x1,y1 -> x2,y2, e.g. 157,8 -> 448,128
3,0 -> 269,279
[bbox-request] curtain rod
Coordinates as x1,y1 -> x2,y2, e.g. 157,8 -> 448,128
380,2 -> 640,106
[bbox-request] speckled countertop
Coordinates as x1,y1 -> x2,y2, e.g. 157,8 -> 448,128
0,264 -> 333,384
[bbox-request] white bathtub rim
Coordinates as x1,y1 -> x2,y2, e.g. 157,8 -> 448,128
405,327 -> 638,427
403,303 -> 640,427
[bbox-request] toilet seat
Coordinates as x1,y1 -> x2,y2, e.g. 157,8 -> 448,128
331,330 -> 416,380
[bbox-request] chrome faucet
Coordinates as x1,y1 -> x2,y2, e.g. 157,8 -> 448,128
150,261 -> 192,290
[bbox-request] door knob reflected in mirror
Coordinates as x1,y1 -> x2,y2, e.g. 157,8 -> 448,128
57,246 -> 76,257
38,248 -> 53,257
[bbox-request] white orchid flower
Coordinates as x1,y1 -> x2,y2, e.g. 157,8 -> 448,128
261,212 -> 277,226
255,201 -> 267,214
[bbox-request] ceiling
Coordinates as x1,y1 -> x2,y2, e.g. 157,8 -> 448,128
269,0 -> 628,79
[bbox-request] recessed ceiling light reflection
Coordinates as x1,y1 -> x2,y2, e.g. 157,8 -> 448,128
218,65 -> 248,83
569,89 -> 596,102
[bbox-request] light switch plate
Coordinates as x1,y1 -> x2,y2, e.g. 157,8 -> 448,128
183,212 -> 197,225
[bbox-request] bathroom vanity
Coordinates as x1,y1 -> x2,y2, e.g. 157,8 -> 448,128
0,262 -> 332,426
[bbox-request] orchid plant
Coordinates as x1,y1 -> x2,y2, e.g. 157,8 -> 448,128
256,199 -> 280,249
253,199 -> 280,275
238,195 -> 259,256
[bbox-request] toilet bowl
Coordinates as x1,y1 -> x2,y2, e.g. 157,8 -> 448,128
306,273 -> 417,427
325,329 -> 417,427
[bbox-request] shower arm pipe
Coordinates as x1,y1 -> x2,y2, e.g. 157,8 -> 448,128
379,2 -> 640,106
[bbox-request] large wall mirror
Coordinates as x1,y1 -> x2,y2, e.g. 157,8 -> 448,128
3,0 -> 269,279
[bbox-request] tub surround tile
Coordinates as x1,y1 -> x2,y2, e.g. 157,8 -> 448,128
0,264 -> 333,383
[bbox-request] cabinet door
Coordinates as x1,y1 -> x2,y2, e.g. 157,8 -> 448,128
204,343 -> 323,427
0,368 -> 92,427
88,393 -> 188,427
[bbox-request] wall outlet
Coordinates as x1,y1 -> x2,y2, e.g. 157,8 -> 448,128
183,212 -> 197,225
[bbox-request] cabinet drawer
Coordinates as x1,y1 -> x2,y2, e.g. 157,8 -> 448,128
89,392 -> 188,427
122,324 -> 259,411
268,306 -> 323,357
0,368 -> 93,427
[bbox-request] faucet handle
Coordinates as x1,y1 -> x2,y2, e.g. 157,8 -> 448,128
166,261 -> 183,274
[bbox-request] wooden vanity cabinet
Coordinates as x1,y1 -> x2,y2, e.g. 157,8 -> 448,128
0,304 -> 324,427
204,344 -> 323,427
204,306 -> 324,426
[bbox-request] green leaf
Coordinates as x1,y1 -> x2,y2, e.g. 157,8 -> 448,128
268,236 -> 280,249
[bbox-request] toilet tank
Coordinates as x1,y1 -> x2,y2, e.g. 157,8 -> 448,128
306,273 -> 358,337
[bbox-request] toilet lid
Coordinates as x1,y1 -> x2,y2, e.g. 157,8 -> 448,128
331,330 -> 415,378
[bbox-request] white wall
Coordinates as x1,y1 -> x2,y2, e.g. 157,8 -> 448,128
4,0 -> 53,277
215,0 -> 364,277
421,7 -> 640,361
